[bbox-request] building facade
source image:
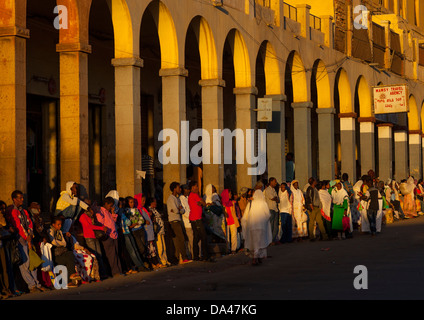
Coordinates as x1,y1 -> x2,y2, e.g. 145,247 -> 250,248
1,0 -> 424,209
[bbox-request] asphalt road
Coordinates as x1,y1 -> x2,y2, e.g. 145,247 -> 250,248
15,216 -> 424,300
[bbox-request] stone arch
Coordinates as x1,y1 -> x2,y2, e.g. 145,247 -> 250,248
312,59 -> 331,109
186,16 -> 218,80
57,0 -> 92,45
107,0 -> 135,58
286,51 -> 307,103
355,76 -> 372,118
144,0 -> 180,69
224,28 -> 251,88
256,40 -> 282,96
408,94 -> 420,131
335,68 -> 353,114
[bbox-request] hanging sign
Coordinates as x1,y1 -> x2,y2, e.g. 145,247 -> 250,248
257,98 -> 273,122
373,84 -> 409,114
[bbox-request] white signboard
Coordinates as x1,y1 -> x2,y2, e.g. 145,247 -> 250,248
373,85 -> 409,114
257,98 -> 273,122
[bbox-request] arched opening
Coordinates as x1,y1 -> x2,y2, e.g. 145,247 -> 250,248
334,68 -> 353,179
88,0 -> 115,203
26,0 -> 60,210
311,60 -> 332,179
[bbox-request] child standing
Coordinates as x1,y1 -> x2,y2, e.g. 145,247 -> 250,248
96,197 -> 123,277
136,194 -> 161,269
147,197 -> 169,268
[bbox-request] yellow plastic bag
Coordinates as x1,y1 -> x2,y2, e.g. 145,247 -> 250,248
385,209 -> 394,224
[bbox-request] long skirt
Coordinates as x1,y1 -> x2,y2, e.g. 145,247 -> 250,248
332,204 -> 345,231
73,249 -> 100,282
403,194 -> 418,217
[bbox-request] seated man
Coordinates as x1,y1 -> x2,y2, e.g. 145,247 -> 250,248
55,182 -> 89,231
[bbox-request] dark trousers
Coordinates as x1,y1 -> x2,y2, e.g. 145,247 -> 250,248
169,221 -> 188,261
132,228 -> 150,266
123,233 -> 144,269
279,212 -> 292,243
101,237 -> 122,276
191,220 -> 209,260
269,210 -> 279,242
367,209 -> 378,234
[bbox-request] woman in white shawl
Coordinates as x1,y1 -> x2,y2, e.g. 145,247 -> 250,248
241,190 -> 272,266
399,177 -> 418,218
353,179 -> 370,232
290,180 -> 307,240
203,184 -> 226,240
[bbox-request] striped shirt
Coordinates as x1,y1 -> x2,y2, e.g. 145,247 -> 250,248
142,154 -> 154,175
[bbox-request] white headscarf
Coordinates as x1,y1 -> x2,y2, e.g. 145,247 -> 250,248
331,185 -> 348,205
400,177 -> 415,195
65,181 -> 76,197
204,184 -> 221,206
290,180 -> 304,205
106,190 -> 120,208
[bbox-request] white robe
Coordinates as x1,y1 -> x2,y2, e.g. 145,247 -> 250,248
241,190 -> 272,257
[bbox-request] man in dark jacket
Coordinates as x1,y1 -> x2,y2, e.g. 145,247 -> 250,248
305,178 -> 328,241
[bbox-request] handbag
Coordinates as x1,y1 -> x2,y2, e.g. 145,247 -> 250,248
0,227 -> 12,240
8,239 -> 22,265
94,229 -> 107,241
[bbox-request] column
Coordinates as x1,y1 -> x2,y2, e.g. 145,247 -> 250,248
358,117 -> 376,176
234,87 -> 258,190
199,78 -> 225,193
112,57 -> 143,197
339,113 -> 357,183
42,101 -> 58,212
56,42 -> 91,195
377,123 -> 393,183
264,94 -> 286,183
317,107 -> 335,181
160,68 -> 188,203
0,25 -> 30,202
291,101 -> 313,187
409,130 -> 422,179
295,4 -> 311,39
394,130 -> 408,181
422,133 -> 424,179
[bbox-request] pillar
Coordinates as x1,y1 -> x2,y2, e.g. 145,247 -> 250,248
291,101 -> 313,187
56,42 -> 91,196
0,24 -> 30,203
339,113 -> 357,183
358,117 -> 376,176
409,130 -> 422,179
317,107 -> 336,181
42,101 -> 58,212
295,4 -> 311,39
394,130 -> 408,181
199,78 -> 225,193
264,94 -> 286,183
234,87 -> 258,190
377,123 -> 393,183
112,57 -> 143,198
160,68 -> 188,203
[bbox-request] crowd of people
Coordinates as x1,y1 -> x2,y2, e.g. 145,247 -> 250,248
0,169 -> 423,298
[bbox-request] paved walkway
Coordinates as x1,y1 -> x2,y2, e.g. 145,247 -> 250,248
15,216 -> 424,300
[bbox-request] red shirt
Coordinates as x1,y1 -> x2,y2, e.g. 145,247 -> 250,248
188,193 -> 203,221
11,207 -> 33,241
79,212 -> 105,239
225,206 -> 235,225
